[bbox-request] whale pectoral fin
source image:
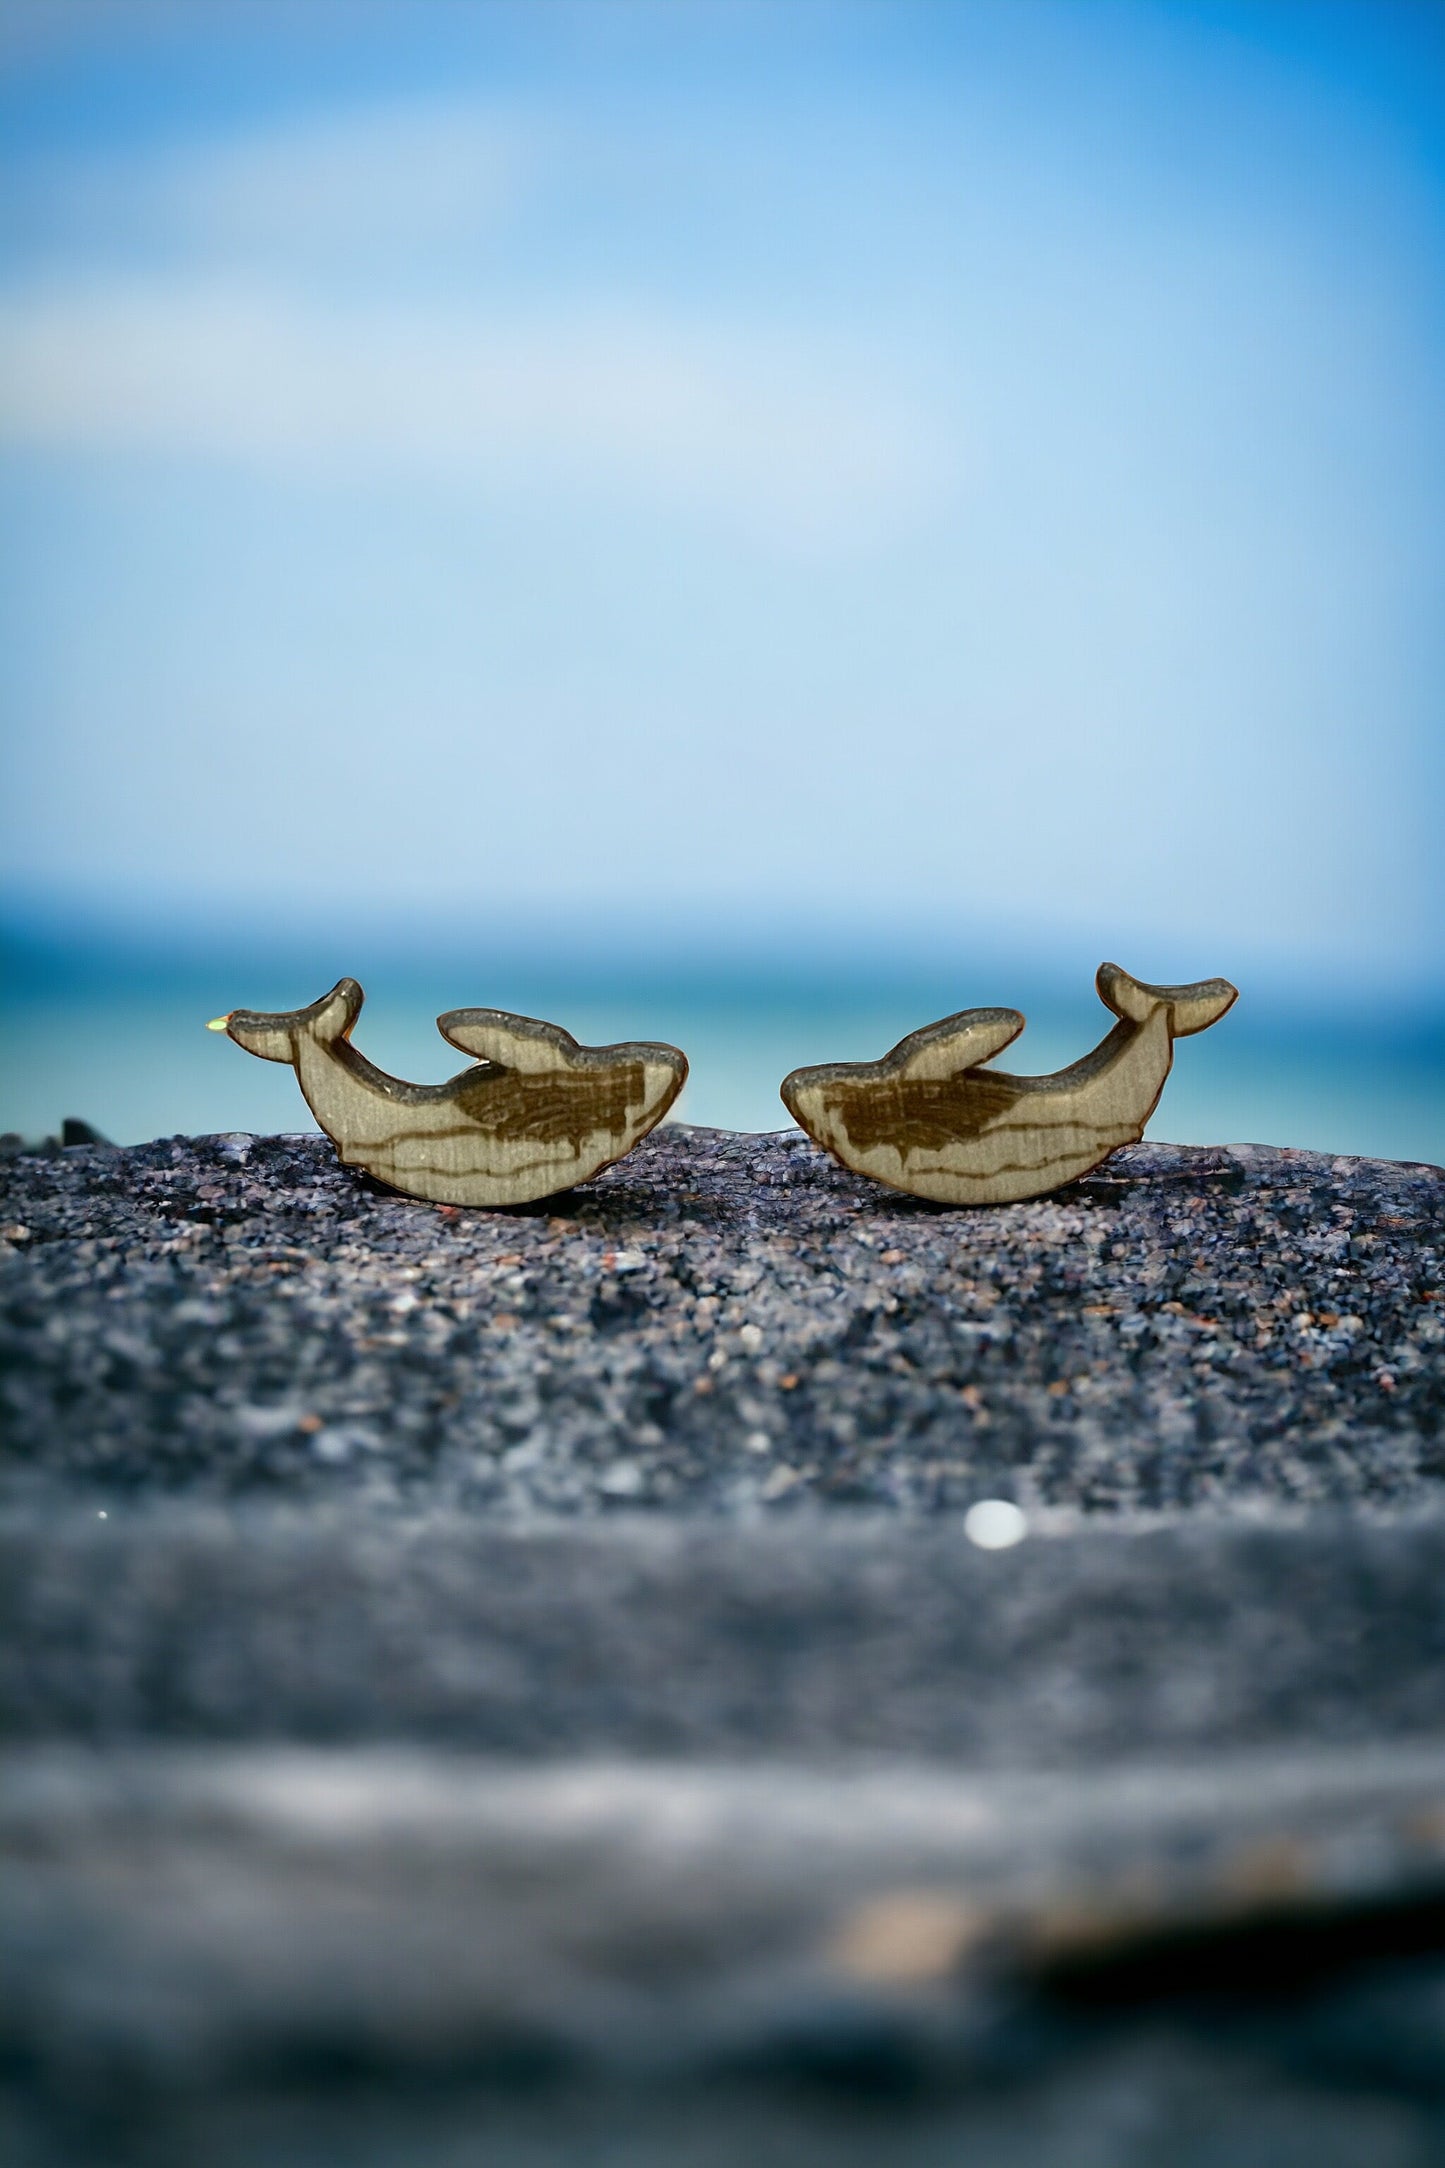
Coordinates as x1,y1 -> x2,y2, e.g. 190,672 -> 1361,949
890,1007 -> 1026,1082
1097,964 -> 1238,1036
437,1009 -> 582,1075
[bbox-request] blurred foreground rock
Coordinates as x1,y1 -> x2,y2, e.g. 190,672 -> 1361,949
2,1127 -> 1443,2165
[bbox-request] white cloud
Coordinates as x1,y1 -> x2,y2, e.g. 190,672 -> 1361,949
0,58 -> 962,545
161,100 -> 532,253
0,275 -> 954,546
4,96 -> 540,263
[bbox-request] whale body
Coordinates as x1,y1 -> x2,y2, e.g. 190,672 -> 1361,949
220,979 -> 687,1206
780,963 -> 1237,1206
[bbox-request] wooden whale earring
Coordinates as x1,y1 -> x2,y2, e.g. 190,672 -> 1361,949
208,979 -> 687,1206
780,963 -> 1237,1206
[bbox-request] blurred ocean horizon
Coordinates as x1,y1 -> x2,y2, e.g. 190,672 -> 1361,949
4,899 -> 1442,1164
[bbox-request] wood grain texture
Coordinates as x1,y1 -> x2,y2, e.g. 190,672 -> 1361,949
217,979 -> 687,1206
780,963 -> 1237,1205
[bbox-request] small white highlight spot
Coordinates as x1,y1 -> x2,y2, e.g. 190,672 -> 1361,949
743,1430 -> 771,1455
598,1460 -> 644,1498
964,1499 -> 1027,1550
96,1510 -> 107,1520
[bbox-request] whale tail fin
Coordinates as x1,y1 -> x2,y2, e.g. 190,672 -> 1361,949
225,979 -> 363,1063
1097,963 -> 1238,1038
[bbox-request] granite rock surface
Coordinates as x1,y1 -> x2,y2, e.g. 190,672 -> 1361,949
2,1126 -> 1441,1515
2,1126 -> 1444,2166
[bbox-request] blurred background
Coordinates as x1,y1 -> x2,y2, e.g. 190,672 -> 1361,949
1,0 -> 1441,1154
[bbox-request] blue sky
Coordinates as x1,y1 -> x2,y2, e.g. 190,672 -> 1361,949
1,0 -> 1442,995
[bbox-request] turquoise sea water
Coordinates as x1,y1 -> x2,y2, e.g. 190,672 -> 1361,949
3,917 -> 1442,1165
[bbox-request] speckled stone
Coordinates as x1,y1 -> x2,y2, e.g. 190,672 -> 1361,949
4,1127 -> 1445,2165
1,1127 -> 1441,1514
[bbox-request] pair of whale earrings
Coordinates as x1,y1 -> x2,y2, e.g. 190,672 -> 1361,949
210,963 -> 1236,1209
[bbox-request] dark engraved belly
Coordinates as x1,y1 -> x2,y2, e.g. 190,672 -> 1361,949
827,1073 -> 1025,1156
448,1062 -> 647,1149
